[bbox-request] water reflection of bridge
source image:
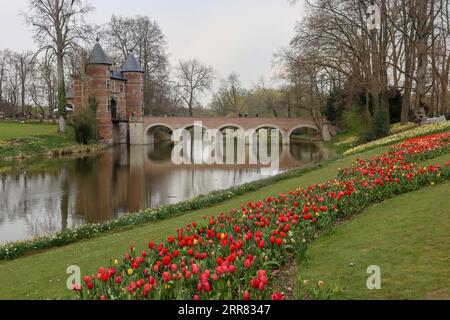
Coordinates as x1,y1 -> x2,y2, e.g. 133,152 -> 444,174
139,116 -> 325,145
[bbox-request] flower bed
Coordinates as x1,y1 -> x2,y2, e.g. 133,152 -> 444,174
75,132 -> 450,300
343,121 -> 450,156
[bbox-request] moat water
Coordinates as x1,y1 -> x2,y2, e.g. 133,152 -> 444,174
0,141 -> 327,243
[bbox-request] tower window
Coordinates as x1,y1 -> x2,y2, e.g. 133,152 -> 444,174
106,80 -> 112,91
120,84 -> 125,94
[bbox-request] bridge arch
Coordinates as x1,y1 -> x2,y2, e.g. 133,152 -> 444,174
287,124 -> 321,143
145,123 -> 175,144
254,124 -> 289,145
181,123 -> 210,135
217,123 -> 246,132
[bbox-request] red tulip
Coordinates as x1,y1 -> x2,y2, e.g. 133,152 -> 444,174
243,291 -> 250,300
276,238 -> 283,247
258,240 -> 265,249
72,284 -> 82,292
167,236 -> 175,244
162,272 -> 171,283
163,255 -> 171,266
192,264 -> 200,275
271,292 -> 285,300
101,273 -> 109,282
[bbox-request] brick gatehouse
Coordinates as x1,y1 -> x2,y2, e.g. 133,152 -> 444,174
67,38 -> 144,145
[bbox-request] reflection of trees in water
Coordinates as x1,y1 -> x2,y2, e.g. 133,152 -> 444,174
0,140 -> 326,243
289,142 -> 320,161
0,168 -> 77,241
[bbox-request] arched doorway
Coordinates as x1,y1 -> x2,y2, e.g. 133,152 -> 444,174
110,99 -> 117,120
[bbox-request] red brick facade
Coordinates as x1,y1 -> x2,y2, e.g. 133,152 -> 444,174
67,43 -> 144,145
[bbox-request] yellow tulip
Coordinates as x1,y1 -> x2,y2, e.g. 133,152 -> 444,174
127,268 -> 134,276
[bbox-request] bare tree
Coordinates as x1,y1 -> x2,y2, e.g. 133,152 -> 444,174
102,15 -> 170,115
0,50 -> 7,109
256,77 -> 280,118
13,51 -> 35,114
5,53 -> 20,113
176,59 -> 214,116
28,57 -> 58,121
24,0 -> 93,132
213,72 -> 246,116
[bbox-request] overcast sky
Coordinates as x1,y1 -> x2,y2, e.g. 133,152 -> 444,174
0,0 -> 304,102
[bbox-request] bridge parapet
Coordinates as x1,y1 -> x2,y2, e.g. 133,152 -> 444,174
129,116 -> 325,145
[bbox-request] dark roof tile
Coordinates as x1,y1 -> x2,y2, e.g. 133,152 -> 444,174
89,42 -> 112,65
121,51 -> 144,73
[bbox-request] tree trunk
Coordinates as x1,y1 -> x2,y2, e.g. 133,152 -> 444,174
59,115 -> 66,133
57,52 -> 66,133
287,92 -> 292,118
188,94 -> 193,117
415,0 -> 430,111
21,78 -> 26,115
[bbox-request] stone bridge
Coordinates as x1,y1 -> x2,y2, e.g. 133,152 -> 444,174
128,116 -> 327,145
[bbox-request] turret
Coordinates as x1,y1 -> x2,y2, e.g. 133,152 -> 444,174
87,38 -> 114,145
121,50 -> 144,122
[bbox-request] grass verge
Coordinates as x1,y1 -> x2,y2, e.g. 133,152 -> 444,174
297,182 -> 450,300
0,121 -> 103,160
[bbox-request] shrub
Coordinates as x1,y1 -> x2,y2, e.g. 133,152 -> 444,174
324,89 -> 346,123
71,97 -> 98,145
342,105 -> 370,135
360,111 -> 390,143
388,88 -> 403,124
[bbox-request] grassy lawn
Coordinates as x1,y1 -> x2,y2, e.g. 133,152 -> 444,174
298,182 -> 450,300
0,121 -> 59,141
0,121 -> 98,159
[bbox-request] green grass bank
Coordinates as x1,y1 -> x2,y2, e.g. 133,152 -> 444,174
0,121 -> 104,160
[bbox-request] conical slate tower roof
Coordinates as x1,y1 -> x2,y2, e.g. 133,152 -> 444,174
89,39 -> 112,65
121,50 -> 144,73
